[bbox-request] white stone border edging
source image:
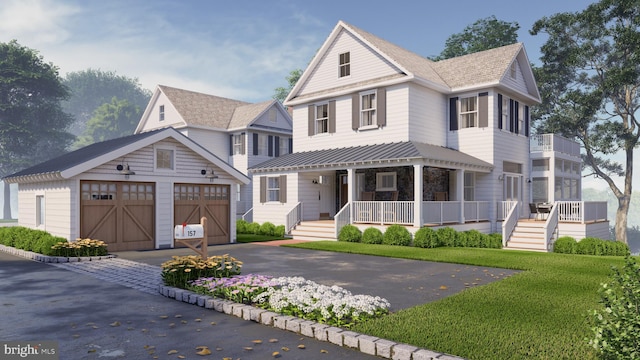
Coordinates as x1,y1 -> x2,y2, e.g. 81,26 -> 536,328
157,283 -> 465,360
0,244 -> 116,263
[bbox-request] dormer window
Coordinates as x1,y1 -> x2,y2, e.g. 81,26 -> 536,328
159,105 -> 165,121
339,52 -> 350,77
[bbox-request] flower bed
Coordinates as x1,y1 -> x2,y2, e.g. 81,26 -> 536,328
189,274 -> 390,328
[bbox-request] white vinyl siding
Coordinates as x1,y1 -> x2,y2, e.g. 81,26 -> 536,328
17,181 -> 73,240
297,30 -> 402,96
408,84 -> 447,146
252,172 -> 299,225
293,85 -> 409,152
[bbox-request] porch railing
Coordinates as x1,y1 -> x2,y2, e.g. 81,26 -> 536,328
464,201 -> 490,222
530,134 -> 581,156
285,202 -> 303,234
497,201 -> 519,221
544,204 -> 559,251
556,201 -> 607,223
352,201 -> 414,225
501,201 -> 519,247
423,201 -> 461,225
334,203 -> 351,238
240,207 -> 253,222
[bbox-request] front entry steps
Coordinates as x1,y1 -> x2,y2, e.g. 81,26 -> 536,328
289,220 -> 336,241
505,220 -> 552,252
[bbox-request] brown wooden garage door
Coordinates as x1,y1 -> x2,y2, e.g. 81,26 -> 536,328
174,184 -> 230,245
80,181 -> 155,252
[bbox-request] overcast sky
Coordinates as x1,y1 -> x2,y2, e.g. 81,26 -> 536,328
1,0 -> 626,191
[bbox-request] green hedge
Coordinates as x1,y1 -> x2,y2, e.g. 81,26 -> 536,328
362,227 -> 383,244
338,224 -> 362,242
383,225 -> 412,246
0,226 -> 107,256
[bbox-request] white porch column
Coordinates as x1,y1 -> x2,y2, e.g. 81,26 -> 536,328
457,169 -> 465,224
347,168 -> 355,222
413,164 -> 423,228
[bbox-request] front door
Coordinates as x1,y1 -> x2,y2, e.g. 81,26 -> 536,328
339,174 -> 348,209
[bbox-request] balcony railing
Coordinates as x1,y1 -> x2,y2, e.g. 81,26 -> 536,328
530,134 -> 581,157
352,201 -> 414,225
556,201 -> 607,223
351,201 -> 490,226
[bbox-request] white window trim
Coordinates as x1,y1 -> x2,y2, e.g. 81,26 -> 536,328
376,172 -> 397,191
267,176 -> 280,202
502,96 -> 510,131
315,103 -> 329,135
154,145 -> 176,172
360,90 -> 377,128
339,52 -> 350,78
232,134 -> 243,155
36,194 -> 45,228
459,96 -> 478,129
159,105 -> 165,122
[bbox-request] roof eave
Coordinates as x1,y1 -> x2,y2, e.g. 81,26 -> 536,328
3,172 -> 65,184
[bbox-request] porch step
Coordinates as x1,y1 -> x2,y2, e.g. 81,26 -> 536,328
289,221 -> 336,241
505,220 -> 550,252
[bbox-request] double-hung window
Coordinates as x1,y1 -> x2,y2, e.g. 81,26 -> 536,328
459,96 -> 477,128
267,177 -> 280,202
376,172 -> 397,191
339,52 -> 350,77
232,134 -> 243,155
502,96 -> 510,131
315,104 -> 329,134
159,105 -> 165,121
360,91 -> 376,127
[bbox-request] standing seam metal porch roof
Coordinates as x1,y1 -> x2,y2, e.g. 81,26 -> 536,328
249,141 -> 493,173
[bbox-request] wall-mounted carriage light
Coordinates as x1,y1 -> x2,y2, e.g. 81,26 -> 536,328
201,168 -> 218,182
116,161 -> 135,179
498,174 -> 504,181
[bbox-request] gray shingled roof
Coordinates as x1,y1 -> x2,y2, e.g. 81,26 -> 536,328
227,100 -> 274,130
3,129 -> 165,180
159,85 -> 251,129
249,141 -> 493,173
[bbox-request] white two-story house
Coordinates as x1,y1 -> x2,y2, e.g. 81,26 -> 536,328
249,21 -> 609,251
135,85 -> 293,220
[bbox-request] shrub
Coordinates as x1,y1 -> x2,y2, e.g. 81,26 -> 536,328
274,225 -> 286,238
362,227 -> 383,244
413,227 -> 438,248
34,235 -> 67,256
383,225 -> 412,246
613,241 -> 630,256
236,219 -> 248,234
553,236 -> 577,254
338,224 -> 362,242
577,237 -> 604,255
259,222 -> 276,236
436,227 -> 457,247
487,233 -> 503,249
464,230 -> 484,248
247,222 -> 261,235
161,254 -> 243,289
588,256 -> 640,359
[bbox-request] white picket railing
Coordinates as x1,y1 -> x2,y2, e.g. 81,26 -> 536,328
422,201 -> 461,225
556,201 -> 607,223
530,134 -> 581,156
497,201 -> 519,221
464,201 -> 490,222
501,201 -> 519,247
334,203 -> 351,238
352,201 -> 414,225
543,204 -> 559,251
285,202 -> 303,234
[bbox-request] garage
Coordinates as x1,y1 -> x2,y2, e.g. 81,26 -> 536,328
80,181 -> 155,252
174,183 -> 230,245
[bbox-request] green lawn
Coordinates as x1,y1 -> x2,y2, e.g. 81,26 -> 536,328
286,241 -> 626,360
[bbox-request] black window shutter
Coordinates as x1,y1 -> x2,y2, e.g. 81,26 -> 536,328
253,133 -> 259,155
328,100 -> 336,133
509,99 -> 515,133
478,92 -> 488,128
449,97 -> 458,131
497,94 -> 503,130
289,138 -> 293,153
308,105 -> 314,136
229,134 -> 233,155
274,136 -> 280,157
514,101 -> 520,134
525,106 -> 530,137
268,135 -> 273,157
352,93 -> 359,130
259,177 -> 266,203
240,132 -> 245,155
377,87 -> 386,127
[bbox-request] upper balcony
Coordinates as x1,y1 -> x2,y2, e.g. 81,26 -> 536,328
530,134 -> 581,157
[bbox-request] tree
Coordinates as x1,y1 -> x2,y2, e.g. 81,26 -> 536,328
530,0 -> 640,244
273,69 -> 303,104
74,97 -> 142,149
0,40 -> 74,218
431,15 -> 520,60
63,69 -> 151,137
